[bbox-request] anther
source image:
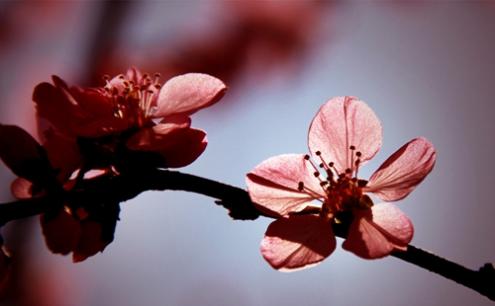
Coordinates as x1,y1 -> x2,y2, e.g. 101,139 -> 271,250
298,182 -> 304,191
350,145 -> 356,150
354,158 -> 361,178
304,154 -> 310,160
329,162 -> 334,167
357,179 -> 368,187
314,172 -> 320,177
356,151 -> 362,157
319,163 -> 324,168
315,151 -> 321,156
345,168 -> 352,174
118,74 -> 125,79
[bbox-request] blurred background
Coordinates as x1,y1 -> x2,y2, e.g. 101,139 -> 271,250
0,1 -> 494,305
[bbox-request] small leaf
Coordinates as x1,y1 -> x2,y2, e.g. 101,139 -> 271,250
0,124 -> 56,187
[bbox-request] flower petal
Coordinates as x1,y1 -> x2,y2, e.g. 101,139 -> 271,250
365,137 -> 436,201
308,96 -> 382,173
41,209 -> 82,255
33,81 -> 78,134
261,215 -> 335,271
42,129 -> 82,182
72,221 -> 106,263
342,203 -> 413,259
153,73 -> 226,118
127,126 -> 207,168
34,78 -> 129,137
125,67 -> 143,84
159,114 -> 192,129
11,178 -> 35,199
246,154 -> 324,217
67,87 -> 130,137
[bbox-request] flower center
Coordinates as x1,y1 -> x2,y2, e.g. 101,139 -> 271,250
298,146 -> 372,219
104,73 -> 162,127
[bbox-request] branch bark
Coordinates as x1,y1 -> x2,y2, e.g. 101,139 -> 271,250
0,169 -> 493,301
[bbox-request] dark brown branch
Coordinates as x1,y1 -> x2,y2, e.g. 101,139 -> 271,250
0,169 -> 493,301
392,245 -> 495,301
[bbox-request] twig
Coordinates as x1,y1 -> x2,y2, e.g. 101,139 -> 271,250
0,169 -> 493,301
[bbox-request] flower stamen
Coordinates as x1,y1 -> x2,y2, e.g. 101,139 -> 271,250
304,154 -> 326,185
297,181 -> 324,201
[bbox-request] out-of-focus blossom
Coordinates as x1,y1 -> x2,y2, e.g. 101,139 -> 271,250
94,2 -> 330,91
246,97 -> 436,271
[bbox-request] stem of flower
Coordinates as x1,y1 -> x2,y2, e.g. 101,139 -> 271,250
0,169 -> 493,300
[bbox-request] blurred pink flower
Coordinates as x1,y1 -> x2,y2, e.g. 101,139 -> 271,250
246,96 -> 436,271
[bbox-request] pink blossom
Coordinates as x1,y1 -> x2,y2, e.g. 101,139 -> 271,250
246,96 -> 436,271
33,67 -> 227,171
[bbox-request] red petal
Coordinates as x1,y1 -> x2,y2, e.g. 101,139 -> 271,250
72,221 -> 106,263
308,96 -> 382,174
342,203 -> 413,259
125,67 -> 143,84
154,73 -> 226,118
42,129 -> 81,182
246,154 -> 325,217
34,77 -> 130,138
127,126 -> 207,168
11,178 -> 35,199
33,81 -> 78,135
159,114 -> 192,129
261,215 -> 335,271
67,87 -> 130,137
365,137 -> 436,201
41,209 -> 82,255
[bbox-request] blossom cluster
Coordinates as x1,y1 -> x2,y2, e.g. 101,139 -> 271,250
4,68 -> 226,262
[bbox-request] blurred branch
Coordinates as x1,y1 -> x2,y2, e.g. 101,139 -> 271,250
0,169 -> 493,301
82,1 -> 131,85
